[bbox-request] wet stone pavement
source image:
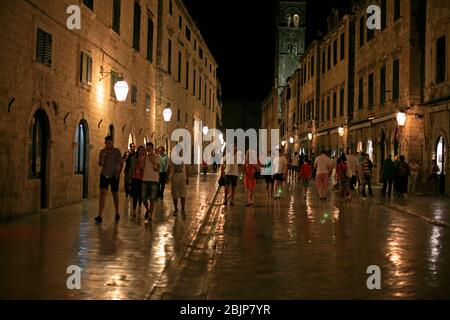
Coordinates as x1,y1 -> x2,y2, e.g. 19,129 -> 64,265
1,174 -> 450,299
0,175 -> 218,300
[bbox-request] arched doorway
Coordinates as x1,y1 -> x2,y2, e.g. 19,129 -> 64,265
29,110 -> 50,208
436,136 -> 446,195
75,120 -> 89,199
379,131 -> 386,183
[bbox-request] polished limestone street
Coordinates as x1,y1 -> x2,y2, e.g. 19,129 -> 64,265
1,174 -> 449,299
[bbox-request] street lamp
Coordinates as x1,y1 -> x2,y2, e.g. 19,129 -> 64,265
308,133 -> 313,141
338,127 -> 345,137
163,104 -> 172,122
113,81 -> 129,102
281,140 -> 286,146
289,137 -> 294,144
202,125 -> 209,135
396,112 -> 406,126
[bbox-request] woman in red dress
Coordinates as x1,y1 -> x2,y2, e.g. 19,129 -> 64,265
243,150 -> 259,206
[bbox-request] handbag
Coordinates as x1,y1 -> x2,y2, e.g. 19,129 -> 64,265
218,176 -> 226,187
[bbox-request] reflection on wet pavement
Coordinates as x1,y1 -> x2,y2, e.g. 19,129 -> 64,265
0,175 -> 217,299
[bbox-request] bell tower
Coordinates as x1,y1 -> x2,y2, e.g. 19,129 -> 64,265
275,1 -> 306,114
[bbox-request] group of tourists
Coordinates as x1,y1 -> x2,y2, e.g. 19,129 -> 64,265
218,145 -> 442,207
94,136 -> 189,224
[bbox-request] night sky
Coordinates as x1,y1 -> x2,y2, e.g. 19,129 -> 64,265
183,0 -> 353,102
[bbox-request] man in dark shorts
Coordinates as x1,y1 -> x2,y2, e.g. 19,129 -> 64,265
95,136 -> 123,223
221,144 -> 240,206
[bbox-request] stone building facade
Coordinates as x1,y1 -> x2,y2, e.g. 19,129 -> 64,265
155,0 -> 221,171
423,0 -> 450,195
261,0 -> 449,194
0,0 -> 220,218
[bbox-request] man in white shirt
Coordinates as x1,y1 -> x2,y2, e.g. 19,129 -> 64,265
221,144 -> 240,206
273,150 -> 288,199
142,142 -> 161,222
314,150 -> 332,201
346,148 -> 358,191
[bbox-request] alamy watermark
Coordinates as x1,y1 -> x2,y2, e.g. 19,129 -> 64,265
66,265 -> 83,290
366,265 -> 381,290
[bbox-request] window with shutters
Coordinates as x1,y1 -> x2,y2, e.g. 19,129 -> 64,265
393,59 -> 400,100
332,92 -> 337,118
186,59 -> 190,89
380,66 -> 386,105
80,52 -> 93,85
326,96 -> 331,121
193,69 -> 196,95
199,47 -> 203,60
177,51 -> 182,82
177,108 -> 180,122
133,1 -> 141,51
368,73 -> 374,108
36,28 -> 52,67
186,27 -> 191,41
359,16 -> 364,47
436,36 -> 446,83
381,0 -> 387,30
131,85 -> 138,105
311,56 -> 314,78
340,33 -> 345,60
322,50 -> 325,74
394,0 -> 400,21
327,46 -> 331,70
179,16 -> 182,29
358,78 -> 364,109
169,0 -> 173,16
339,87 -> 344,116
168,39 -> 172,74
333,39 -> 337,65
321,98 -> 325,122
83,0 -> 93,11
147,18 -> 154,62
112,0 -> 121,34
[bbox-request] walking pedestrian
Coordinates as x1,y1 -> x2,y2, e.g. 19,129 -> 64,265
394,155 -> 410,198
346,148 -> 358,191
243,150 -> 259,206
299,159 -> 313,199
336,155 -> 351,201
95,136 -> 123,223
360,153 -> 373,197
158,147 -> 169,200
273,149 -> 288,199
424,160 -> 439,195
381,154 -> 395,196
123,143 -> 136,198
262,150 -> 275,198
314,150 -> 332,201
167,146 -> 189,216
409,158 -> 420,194
221,144 -> 240,206
142,142 -> 160,223
291,152 -> 300,180
129,146 -> 145,216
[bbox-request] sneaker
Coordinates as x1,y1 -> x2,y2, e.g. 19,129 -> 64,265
115,214 -> 120,221
94,216 -> 103,223
230,202 -> 235,206
144,211 -> 149,220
